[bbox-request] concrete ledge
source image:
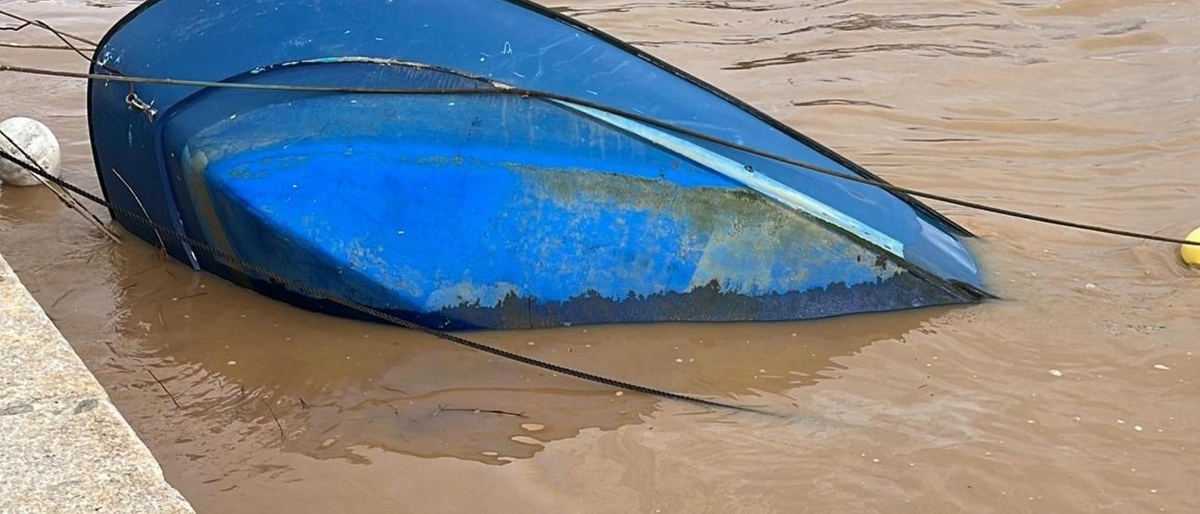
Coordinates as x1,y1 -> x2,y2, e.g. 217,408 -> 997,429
0,254 -> 195,513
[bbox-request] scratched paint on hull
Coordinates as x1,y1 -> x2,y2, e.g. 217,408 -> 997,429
92,0 -> 986,330
155,85 -> 971,328
176,139 -> 950,329
514,163 -> 899,297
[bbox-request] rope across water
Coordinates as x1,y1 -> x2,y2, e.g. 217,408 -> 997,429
0,5 -> 1194,247
2,64 -> 1197,247
0,144 -> 776,415
1,7 -> 1193,416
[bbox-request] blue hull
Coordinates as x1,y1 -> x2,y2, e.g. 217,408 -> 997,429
88,0 -> 986,329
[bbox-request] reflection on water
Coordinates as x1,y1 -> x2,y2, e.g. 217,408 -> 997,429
104,240 -> 939,466
2,0 -> 1199,512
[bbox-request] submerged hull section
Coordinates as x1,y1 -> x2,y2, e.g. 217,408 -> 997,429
89,0 -> 986,329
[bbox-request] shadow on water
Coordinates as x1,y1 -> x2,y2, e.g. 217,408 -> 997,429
104,240 -> 947,466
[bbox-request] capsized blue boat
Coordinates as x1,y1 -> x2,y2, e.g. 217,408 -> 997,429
88,0 -> 987,330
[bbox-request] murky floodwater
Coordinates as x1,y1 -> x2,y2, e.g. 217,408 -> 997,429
2,0 -> 1198,512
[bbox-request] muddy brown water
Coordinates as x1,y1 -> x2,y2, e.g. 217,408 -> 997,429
2,0 -> 1199,512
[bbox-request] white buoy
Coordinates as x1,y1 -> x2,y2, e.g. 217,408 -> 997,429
0,117 -> 62,187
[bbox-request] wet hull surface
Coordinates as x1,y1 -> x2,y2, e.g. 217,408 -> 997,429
87,0 -> 984,328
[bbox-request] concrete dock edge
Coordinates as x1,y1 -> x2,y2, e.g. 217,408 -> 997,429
0,253 -> 195,513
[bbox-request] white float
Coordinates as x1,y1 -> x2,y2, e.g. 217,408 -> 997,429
0,117 -> 62,187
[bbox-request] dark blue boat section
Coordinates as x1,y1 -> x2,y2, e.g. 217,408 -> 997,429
88,0 -> 987,328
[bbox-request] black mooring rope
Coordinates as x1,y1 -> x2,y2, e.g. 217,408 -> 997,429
0,7 -> 1193,415
0,4 -> 1193,248
1,63 -> 1196,247
0,143 -> 773,415
0,8 -> 97,46
0,10 -> 775,414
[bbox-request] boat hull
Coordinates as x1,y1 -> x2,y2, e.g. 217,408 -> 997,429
88,0 -> 986,329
